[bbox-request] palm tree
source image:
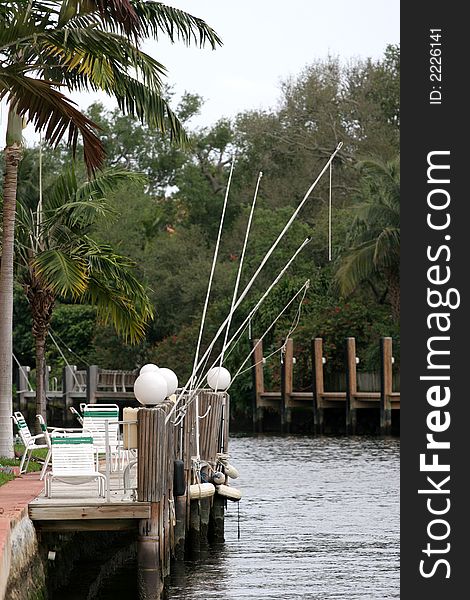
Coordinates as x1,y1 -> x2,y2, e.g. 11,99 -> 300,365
336,157 -> 400,320
7,166 -> 153,420
0,0 -> 221,456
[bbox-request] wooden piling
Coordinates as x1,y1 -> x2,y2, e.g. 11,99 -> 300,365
86,365 -> 99,404
280,338 -> 294,433
199,497 -> 211,550
137,405 -> 171,600
380,337 -> 393,435
17,366 -> 30,414
188,499 -> 201,557
250,339 -> 265,432
62,365 -> 76,426
174,495 -> 186,560
209,494 -> 225,543
312,338 -> 325,434
345,337 -> 358,435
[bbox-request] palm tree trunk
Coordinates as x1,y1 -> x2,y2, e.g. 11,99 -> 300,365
26,280 -> 55,426
0,110 -> 24,457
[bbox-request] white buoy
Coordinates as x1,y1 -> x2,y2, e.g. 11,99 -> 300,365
216,484 -> 242,501
140,363 -> 159,374
223,463 -> 239,479
207,367 -> 231,391
158,368 -> 178,396
189,482 -> 215,499
134,371 -> 168,405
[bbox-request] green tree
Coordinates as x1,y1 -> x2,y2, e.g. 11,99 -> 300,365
0,0 -> 221,455
7,166 -> 154,421
336,157 -> 400,320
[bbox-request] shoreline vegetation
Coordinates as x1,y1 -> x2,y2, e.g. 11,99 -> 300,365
8,45 -> 400,422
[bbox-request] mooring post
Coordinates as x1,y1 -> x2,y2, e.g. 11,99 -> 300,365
345,337 -> 358,435
380,337 -> 393,435
312,339 -> 325,434
174,494 -> 186,559
251,338 -> 265,432
281,338 -> 294,433
189,499 -> 201,557
137,407 -> 164,600
62,365 -> 76,426
209,494 -> 225,543
17,365 -> 30,414
86,365 -> 99,404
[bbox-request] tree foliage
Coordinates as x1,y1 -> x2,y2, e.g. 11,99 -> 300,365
11,45 -> 401,417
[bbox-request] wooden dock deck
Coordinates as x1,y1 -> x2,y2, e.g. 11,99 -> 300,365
28,467 -> 151,531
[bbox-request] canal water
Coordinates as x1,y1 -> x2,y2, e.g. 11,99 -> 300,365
71,435 -> 400,599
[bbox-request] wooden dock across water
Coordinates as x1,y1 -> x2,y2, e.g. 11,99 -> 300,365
252,336 -> 400,434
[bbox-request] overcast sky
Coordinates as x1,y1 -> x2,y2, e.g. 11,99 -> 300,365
0,0 -> 399,145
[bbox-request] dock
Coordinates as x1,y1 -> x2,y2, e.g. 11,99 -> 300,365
23,390 -> 231,599
252,336 -> 400,434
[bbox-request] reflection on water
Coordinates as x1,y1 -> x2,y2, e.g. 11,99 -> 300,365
75,435 -> 400,599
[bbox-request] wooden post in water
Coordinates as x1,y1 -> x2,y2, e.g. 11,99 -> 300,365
251,339 -> 265,432
86,365 -> 99,404
312,338 -> 325,434
17,365 -> 30,414
137,405 -> 169,600
380,337 -> 393,435
345,337 -> 358,435
280,338 -> 294,433
62,365 -> 76,426
173,420 -> 187,560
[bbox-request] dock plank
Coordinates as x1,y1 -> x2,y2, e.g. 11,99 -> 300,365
29,503 -> 150,521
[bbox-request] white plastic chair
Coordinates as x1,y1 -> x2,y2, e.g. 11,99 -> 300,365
69,406 -> 84,425
82,404 -> 123,471
45,429 -> 107,498
36,414 -> 52,480
11,411 -> 48,474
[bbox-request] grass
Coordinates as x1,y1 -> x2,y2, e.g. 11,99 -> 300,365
0,445 -> 49,486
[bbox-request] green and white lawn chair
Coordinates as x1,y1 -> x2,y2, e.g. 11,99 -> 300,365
45,429 -> 107,498
11,411 -> 48,474
36,414 -> 52,480
69,406 -> 84,425
82,404 -> 123,471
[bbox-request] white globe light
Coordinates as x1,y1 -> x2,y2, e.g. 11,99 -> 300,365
134,371 -> 168,405
207,367 -> 231,391
140,363 -> 159,375
158,368 -> 179,396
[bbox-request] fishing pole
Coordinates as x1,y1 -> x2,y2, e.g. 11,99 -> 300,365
229,279 -> 310,386
172,237 -> 312,420
215,171 -> 263,390
167,142 -> 342,422
189,238 -> 311,396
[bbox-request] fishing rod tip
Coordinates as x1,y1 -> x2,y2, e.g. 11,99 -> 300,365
336,141 -> 343,150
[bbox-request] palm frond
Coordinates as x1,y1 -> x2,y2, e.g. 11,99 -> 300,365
132,1 -> 222,48
0,70 -> 104,173
373,228 -> 400,266
39,29 -> 167,91
33,249 -> 89,297
59,0 -> 139,37
84,276 -> 150,343
336,240 -> 377,295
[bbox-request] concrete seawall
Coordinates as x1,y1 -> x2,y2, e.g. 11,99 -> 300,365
0,473 -> 45,600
